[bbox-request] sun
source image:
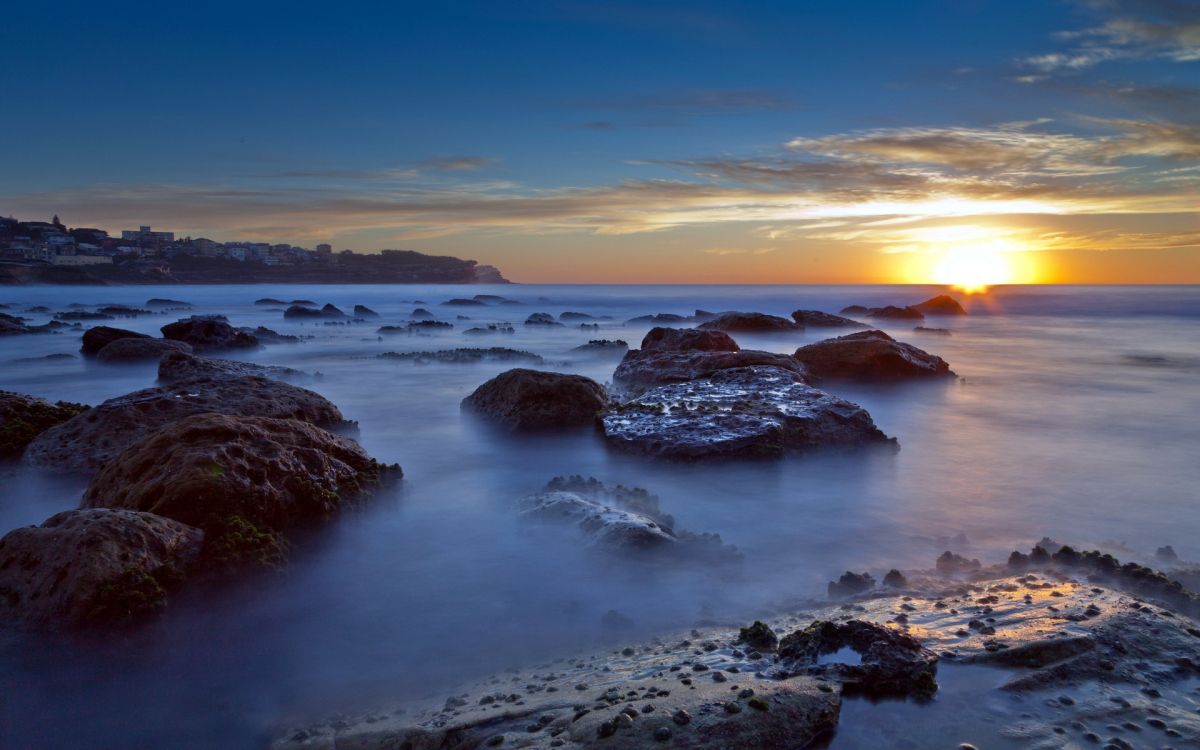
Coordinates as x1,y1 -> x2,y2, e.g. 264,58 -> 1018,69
933,244 -> 1014,293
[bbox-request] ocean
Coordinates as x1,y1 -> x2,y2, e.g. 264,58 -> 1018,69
0,283 -> 1197,748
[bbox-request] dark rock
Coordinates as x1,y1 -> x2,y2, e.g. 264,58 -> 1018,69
462,369 -> 607,430
828,571 -> 875,598
240,326 -> 301,344
883,569 -> 908,588
517,476 -> 741,563
443,298 -> 486,306
603,366 -> 893,460
779,619 -> 939,697
524,313 -> 563,326
54,310 -> 114,321
473,295 -> 515,304
571,339 -> 628,355
157,350 -> 306,383
283,304 -> 344,319
698,312 -> 799,333
24,376 -> 346,472
407,320 -> 453,330
936,551 -> 982,574
626,313 -> 688,325
463,324 -> 515,335
291,299 -> 316,306
0,391 -> 89,459
840,305 -> 871,315
738,621 -> 779,650
410,308 -> 435,319
83,413 -> 398,570
912,295 -> 967,316
560,311 -> 608,321
0,509 -> 203,629
613,328 -> 806,396
161,317 -> 259,351
353,305 -> 379,317
98,305 -> 152,317
378,348 -> 544,365
95,337 -> 193,362
793,330 -> 954,381
1156,545 -> 1179,562
641,327 -> 738,353
868,305 -> 925,320
791,310 -> 869,328
255,298 -> 289,306
146,298 -> 191,308
913,326 -> 951,335
81,326 -> 150,356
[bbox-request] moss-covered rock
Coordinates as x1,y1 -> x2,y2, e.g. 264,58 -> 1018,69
0,391 -> 88,459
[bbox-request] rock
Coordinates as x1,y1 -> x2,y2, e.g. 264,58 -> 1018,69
97,305 -> 152,317
161,317 -> 259,351
473,295 -> 515,304
603,366 -> 894,460
378,348 -> 544,365
791,310 -> 868,328
353,305 -> 379,317
840,305 -> 872,315
0,509 -> 203,629
24,376 -> 346,472
779,619 -> 938,697
410,308 -> 435,319
912,295 -> 967,315
255,298 -> 288,305
793,330 -> 954,381
146,298 -> 192,308
738,621 -> 779,650
240,326 -> 301,344
560,311 -> 609,321
1156,545 -> 1179,562
81,326 -> 150,356
462,369 -> 607,430
828,571 -> 875,598
524,312 -> 563,326
55,310 -> 114,321
868,305 -> 925,320
697,312 -> 799,333
913,326 -> 951,335
936,551 -> 982,574
571,339 -> 628,355
292,299 -> 316,306
613,328 -> 806,396
82,413 -> 398,569
463,324 -> 515,335
516,476 -> 741,563
443,298 -> 486,306
0,391 -> 89,459
95,337 -> 193,362
626,313 -> 688,325
157,350 -> 306,383
883,569 -> 908,587
283,304 -> 344,319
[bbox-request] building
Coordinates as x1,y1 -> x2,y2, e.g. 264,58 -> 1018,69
121,225 -> 175,244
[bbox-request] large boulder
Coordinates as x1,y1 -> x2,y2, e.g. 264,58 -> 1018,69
518,476 -> 741,563
791,310 -> 868,328
868,305 -> 924,321
161,317 -> 259,351
613,328 -> 806,396
0,509 -> 203,629
95,337 -> 193,362
24,377 -> 346,472
793,330 -> 955,381
603,366 -> 894,460
461,369 -> 607,430
81,325 -> 149,356
157,350 -> 306,383
1,391 -> 89,459
912,294 -> 966,315
698,312 -> 799,332
82,414 -> 398,569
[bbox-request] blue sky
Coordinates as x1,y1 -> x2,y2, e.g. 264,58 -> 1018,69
2,0 -> 1197,282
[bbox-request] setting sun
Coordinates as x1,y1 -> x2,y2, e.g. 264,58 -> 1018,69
934,245 -> 1014,293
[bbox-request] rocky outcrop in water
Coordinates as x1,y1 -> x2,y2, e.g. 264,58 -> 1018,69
462,369 -> 607,430
0,391 -> 89,459
157,350 -> 306,383
525,312 -> 564,326
463,323 -> 515,335
0,509 -> 203,629
793,330 -> 955,381
572,339 -> 628,355
517,476 -> 742,563
779,619 -> 939,697
24,376 -> 346,472
284,304 -> 345,319
791,310 -> 869,328
352,305 -> 379,317
95,337 -> 193,362
698,312 -> 800,333
378,347 -> 544,365
912,294 -> 967,315
161,317 -> 259,351
602,366 -> 895,460
81,325 -> 149,356
82,414 -> 399,570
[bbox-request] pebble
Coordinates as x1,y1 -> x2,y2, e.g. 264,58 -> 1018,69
723,701 -> 742,714
712,672 -> 727,683
672,709 -> 691,725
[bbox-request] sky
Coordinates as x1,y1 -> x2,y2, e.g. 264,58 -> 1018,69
1,0 -> 1197,283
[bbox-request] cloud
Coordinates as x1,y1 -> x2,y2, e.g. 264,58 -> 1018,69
416,155 -> 495,172
1019,0 -> 1200,73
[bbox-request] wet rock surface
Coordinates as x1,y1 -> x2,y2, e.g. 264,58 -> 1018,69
779,619 -> 939,697
24,376 -> 346,472
602,366 -> 894,460
157,350 -> 308,383
378,347 -> 544,365
791,310 -> 869,328
82,414 -> 399,570
912,294 -> 967,315
794,330 -> 955,381
572,339 -> 629,355
697,311 -> 800,333
462,369 -> 608,430
95,337 -> 193,362
0,509 -> 203,629
517,476 -> 742,563
81,325 -> 149,356
0,391 -> 89,459
161,317 -> 260,351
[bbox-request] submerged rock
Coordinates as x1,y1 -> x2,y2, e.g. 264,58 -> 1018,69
378,348 -> 544,365
81,325 -> 150,356
913,326 -> 951,335
698,312 -> 799,333
524,312 -> 563,326
791,310 -> 869,328
779,619 -> 938,697
240,325 -> 301,344
353,305 -> 379,317
146,298 -> 191,308
626,312 -> 688,325
0,391 -> 89,459
95,337 -> 193,362
83,414 -> 398,570
613,327 -> 806,396
283,304 -> 344,319
793,330 -> 955,381
517,476 -> 741,563
157,350 -> 306,383
463,323 -> 515,335
462,369 -> 607,430
443,298 -> 486,306
868,305 -> 925,321
24,376 -> 346,472
571,339 -> 628,355
912,294 -> 967,315
602,366 -> 894,460
161,317 -> 259,351
255,298 -> 288,306
0,509 -> 203,629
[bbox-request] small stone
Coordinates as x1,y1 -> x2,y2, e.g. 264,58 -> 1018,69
739,688 -> 754,698
724,701 -> 742,714
486,735 -> 505,746
653,727 -> 672,742
748,696 -> 769,711
672,709 -> 691,725
712,672 -> 727,683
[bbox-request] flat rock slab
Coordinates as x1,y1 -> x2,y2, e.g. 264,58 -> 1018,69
603,366 -> 894,459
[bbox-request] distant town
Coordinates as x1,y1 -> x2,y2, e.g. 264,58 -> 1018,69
0,214 -> 507,285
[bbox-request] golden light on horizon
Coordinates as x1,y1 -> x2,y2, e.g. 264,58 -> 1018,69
934,246 -> 1014,293
896,224 -> 1043,292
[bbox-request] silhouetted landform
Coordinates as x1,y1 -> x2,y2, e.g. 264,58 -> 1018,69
0,250 -> 508,286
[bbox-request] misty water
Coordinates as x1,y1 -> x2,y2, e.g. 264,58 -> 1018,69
0,283 -> 1197,748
